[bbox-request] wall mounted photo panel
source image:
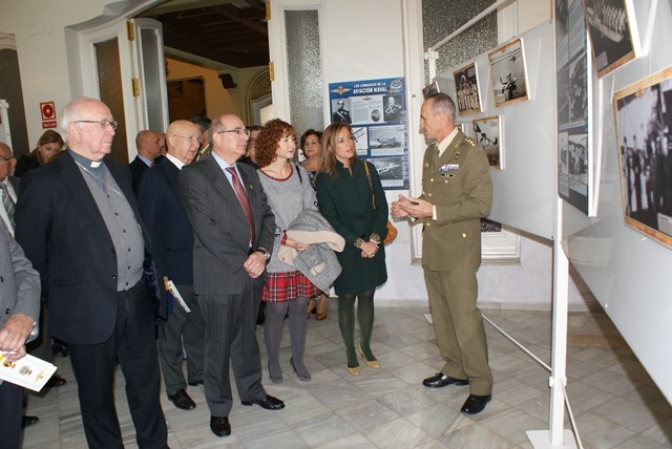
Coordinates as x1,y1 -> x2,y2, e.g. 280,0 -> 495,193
582,0 -> 637,78
422,81 -> 440,99
472,116 -> 503,169
453,62 -> 482,115
488,38 -> 529,107
614,66 -> 672,249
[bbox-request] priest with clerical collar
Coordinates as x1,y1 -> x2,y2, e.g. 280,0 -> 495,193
14,97 -> 170,448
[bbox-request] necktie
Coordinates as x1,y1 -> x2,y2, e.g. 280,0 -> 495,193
226,166 -> 255,248
430,143 -> 440,170
0,184 -> 16,230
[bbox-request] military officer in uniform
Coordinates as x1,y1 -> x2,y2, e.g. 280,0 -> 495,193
391,92 -> 493,414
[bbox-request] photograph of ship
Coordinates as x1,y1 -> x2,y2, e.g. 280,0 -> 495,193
582,0 -> 636,77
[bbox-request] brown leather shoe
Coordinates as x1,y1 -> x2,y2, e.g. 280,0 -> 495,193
306,297 -> 316,318
316,294 -> 328,320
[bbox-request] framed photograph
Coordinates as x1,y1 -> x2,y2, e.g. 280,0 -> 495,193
488,38 -> 529,107
614,66 -> 672,248
452,62 -> 482,115
472,116 -> 503,169
422,81 -> 440,99
582,0 -> 637,78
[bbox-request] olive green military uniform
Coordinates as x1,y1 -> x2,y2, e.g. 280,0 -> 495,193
420,129 -> 493,396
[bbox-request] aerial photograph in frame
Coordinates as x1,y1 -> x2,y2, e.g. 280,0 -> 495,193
488,38 -> 529,107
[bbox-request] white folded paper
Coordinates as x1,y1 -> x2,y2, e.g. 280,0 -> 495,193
0,352 -> 58,392
166,279 -> 191,313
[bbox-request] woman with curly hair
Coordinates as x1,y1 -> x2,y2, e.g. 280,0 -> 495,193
255,119 -> 320,383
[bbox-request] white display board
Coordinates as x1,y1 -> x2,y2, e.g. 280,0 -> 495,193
564,0 -> 672,404
436,21 -> 557,239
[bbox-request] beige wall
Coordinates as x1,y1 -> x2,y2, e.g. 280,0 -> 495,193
0,0 -> 119,148
166,58 -> 268,125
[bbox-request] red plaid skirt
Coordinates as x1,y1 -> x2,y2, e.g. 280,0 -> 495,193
262,270 -> 320,303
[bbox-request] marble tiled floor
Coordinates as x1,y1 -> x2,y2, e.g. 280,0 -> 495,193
23,305 -> 672,448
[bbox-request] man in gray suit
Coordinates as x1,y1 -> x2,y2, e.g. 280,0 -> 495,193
179,114 -> 284,438
0,219 -> 40,448
0,142 -> 20,235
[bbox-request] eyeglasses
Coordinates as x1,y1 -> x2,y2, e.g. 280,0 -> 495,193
215,128 -> 251,137
174,135 -> 203,145
75,119 -> 118,130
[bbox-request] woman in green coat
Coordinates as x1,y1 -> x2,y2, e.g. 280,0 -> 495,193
315,123 -> 388,375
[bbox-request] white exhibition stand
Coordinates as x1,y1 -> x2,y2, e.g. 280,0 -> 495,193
525,197 -> 578,448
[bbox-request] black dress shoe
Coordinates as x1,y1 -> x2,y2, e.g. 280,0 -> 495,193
460,394 -> 492,414
210,415 -> 231,437
187,380 -> 203,387
422,373 -> 469,388
21,415 -> 39,428
168,389 -> 196,410
46,375 -> 67,388
241,394 -> 285,410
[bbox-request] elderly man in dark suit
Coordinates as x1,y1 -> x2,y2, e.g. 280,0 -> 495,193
15,97 -> 169,448
179,114 -> 284,438
0,219 -> 40,449
392,92 -> 493,415
129,129 -> 163,194
138,119 -> 205,412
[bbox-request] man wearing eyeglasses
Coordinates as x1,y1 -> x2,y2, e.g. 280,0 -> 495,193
15,97 -> 169,448
179,114 -> 283,438
137,120 -> 205,413
129,129 -> 164,195
0,143 -> 19,235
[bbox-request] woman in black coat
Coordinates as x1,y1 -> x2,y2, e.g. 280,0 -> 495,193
315,123 -> 388,375
14,129 -> 64,177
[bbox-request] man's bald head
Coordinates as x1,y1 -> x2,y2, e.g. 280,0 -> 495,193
136,130 -> 162,160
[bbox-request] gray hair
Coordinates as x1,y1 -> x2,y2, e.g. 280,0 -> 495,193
427,92 -> 456,123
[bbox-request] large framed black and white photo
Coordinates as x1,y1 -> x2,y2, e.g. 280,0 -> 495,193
614,67 -> 672,249
472,116 -> 503,169
452,62 -> 482,115
488,38 -> 529,107
581,0 -> 637,78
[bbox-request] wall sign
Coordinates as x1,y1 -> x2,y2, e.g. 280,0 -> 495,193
40,101 -> 57,129
329,77 -> 408,189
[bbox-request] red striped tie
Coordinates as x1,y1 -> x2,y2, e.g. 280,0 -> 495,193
226,166 -> 255,248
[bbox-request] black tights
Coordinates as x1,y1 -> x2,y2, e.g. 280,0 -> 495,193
337,289 -> 376,368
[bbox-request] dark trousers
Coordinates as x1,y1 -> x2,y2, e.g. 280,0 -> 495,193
159,284 -> 205,394
0,381 -> 23,449
68,281 -> 167,449
198,277 -> 265,417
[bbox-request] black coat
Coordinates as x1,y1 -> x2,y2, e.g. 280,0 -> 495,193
15,152 -> 168,344
315,160 -> 388,294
